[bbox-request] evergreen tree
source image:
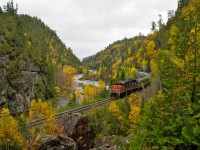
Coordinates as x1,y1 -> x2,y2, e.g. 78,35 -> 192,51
178,0 -> 190,8
121,69 -> 126,81
151,21 -> 156,32
3,0 -> 18,15
0,7 -> 3,14
158,14 -> 164,29
167,10 -> 175,20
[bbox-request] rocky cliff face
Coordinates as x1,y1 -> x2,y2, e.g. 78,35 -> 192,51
0,55 -> 47,114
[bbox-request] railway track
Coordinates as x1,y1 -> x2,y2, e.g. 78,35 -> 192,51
27,98 -> 113,127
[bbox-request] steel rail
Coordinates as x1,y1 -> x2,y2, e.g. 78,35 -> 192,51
27,98 -> 113,127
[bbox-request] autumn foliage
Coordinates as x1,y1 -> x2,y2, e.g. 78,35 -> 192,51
129,105 -> 141,125
128,94 -> 141,126
109,101 -> 123,121
28,99 -> 57,136
84,85 -> 97,101
55,65 -> 77,99
63,65 -> 77,99
0,108 -> 23,149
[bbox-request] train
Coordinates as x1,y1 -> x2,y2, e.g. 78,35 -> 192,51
110,72 -> 151,98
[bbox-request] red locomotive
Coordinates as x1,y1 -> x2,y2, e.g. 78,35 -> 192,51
110,72 -> 151,98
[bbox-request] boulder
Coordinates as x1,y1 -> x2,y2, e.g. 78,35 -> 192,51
61,113 -> 96,150
36,135 -> 60,150
58,134 -> 78,150
35,134 -> 77,150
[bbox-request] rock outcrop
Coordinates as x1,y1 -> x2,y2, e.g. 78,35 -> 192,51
0,55 -> 47,114
34,134 -> 77,150
60,113 -> 96,150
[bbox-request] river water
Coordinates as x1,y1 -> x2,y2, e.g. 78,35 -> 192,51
54,74 -> 99,108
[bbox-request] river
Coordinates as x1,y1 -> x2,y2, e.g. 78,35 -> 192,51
54,74 -> 99,108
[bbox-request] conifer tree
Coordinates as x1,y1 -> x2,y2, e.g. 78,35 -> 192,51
0,7 -> 3,14
3,0 -> 18,15
151,21 -> 156,32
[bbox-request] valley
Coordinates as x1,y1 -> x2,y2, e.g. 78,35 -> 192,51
0,0 -> 199,149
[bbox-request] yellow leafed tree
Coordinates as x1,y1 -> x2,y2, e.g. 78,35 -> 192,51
128,94 -> 141,126
75,90 -> 81,100
129,105 -> 141,126
0,108 -> 23,149
131,67 -> 137,74
141,59 -> 147,70
82,68 -> 88,77
97,65 -> 102,76
63,65 -> 77,76
84,85 -> 97,101
109,101 -> 123,121
128,94 -> 141,107
63,65 -> 77,99
146,40 -> 159,75
98,79 -> 105,92
147,40 -> 156,58
28,99 -> 57,136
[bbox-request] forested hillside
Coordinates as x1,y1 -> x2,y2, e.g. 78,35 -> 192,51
84,0 -> 200,149
0,1 -> 81,114
83,20 -> 173,83
0,0 -> 199,149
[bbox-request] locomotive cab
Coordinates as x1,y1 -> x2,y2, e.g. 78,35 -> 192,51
110,82 -> 126,97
